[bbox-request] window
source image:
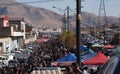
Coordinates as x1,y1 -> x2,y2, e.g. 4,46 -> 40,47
53,28 -> 57,31
42,28 -> 47,31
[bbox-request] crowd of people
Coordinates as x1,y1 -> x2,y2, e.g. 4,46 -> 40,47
0,34 -> 114,74
0,38 -> 68,74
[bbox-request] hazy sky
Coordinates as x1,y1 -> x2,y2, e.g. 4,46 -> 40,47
17,0 -> 120,17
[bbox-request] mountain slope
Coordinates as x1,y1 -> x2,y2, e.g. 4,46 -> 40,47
0,0 -> 63,28
0,0 -> 119,29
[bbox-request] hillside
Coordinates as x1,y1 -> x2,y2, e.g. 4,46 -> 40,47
0,0 -> 119,29
0,0 -> 63,28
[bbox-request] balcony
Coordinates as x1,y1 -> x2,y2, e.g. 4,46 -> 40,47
11,32 -> 25,37
11,26 -> 25,37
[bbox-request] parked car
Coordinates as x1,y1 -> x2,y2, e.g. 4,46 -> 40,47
0,56 -> 2,63
98,53 -> 120,74
1,54 -> 15,66
8,59 -> 18,68
0,56 -> 7,68
0,56 -> 8,66
1,56 -> 8,66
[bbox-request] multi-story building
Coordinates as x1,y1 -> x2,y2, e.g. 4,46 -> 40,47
9,18 -> 26,49
0,15 -> 12,54
0,15 -> 37,55
38,27 -> 62,37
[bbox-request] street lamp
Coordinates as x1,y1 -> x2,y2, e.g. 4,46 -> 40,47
53,6 -> 67,32
52,6 -> 71,31
52,6 -> 66,12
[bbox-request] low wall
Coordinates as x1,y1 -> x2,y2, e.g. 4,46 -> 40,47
25,37 -> 36,44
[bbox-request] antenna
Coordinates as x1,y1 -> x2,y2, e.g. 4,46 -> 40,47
97,0 -> 107,28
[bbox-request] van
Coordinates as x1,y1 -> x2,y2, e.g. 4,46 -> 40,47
98,53 -> 120,74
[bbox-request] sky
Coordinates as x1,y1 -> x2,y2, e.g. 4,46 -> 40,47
16,0 -> 120,17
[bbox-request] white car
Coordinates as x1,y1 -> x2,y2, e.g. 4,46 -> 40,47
1,54 -> 15,66
8,59 -> 18,68
0,56 -> 7,67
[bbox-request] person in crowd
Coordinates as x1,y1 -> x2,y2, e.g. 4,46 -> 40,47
90,69 -> 96,74
71,62 -> 83,74
66,65 -> 76,74
83,67 -> 89,74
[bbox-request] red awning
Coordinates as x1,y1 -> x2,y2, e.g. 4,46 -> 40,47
103,44 -> 115,49
36,38 -> 47,43
52,61 -> 75,66
82,52 -> 108,65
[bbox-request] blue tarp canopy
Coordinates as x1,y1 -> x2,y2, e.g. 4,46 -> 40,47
81,49 -> 95,56
70,45 -> 88,53
56,53 -> 76,62
80,45 -> 89,50
52,53 -> 76,66
81,52 -> 96,62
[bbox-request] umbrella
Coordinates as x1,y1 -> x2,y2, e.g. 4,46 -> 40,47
103,44 -> 115,49
12,51 -> 23,54
44,55 -> 50,58
92,44 -> 103,48
25,49 -> 33,53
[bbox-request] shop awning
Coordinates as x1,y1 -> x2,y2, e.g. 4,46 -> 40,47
31,70 -> 63,74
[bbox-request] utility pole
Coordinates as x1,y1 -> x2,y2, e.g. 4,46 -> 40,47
67,6 -> 70,31
119,15 -> 120,46
62,13 -> 67,31
98,0 -> 107,28
53,6 -> 72,31
98,0 -> 107,44
76,0 -> 81,66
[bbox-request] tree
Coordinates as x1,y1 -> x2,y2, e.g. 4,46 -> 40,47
64,34 -> 76,49
59,30 -> 76,49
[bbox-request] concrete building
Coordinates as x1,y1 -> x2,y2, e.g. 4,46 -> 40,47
0,15 -> 9,27
38,27 -> 62,37
0,15 -> 36,55
0,15 -> 12,54
9,18 -> 26,49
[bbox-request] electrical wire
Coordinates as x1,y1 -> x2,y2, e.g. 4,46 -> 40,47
0,0 -> 63,6
20,0 -> 63,4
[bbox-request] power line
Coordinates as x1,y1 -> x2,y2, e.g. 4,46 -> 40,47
20,0 -> 63,4
0,0 -> 63,6
97,0 -> 107,27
